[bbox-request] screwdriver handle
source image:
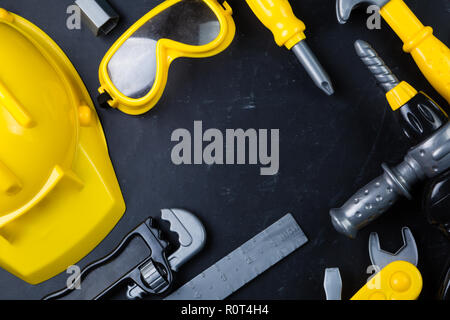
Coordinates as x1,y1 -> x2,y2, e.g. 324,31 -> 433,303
245,0 -> 306,49
380,0 -> 450,103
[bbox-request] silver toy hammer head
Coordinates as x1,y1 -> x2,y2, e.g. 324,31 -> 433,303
336,0 -> 390,24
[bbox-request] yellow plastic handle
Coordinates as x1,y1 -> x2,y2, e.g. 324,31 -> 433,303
245,0 -> 306,49
381,0 -> 450,104
351,261 -> 423,300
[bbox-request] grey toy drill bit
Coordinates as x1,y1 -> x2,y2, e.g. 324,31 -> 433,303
354,40 -> 399,92
353,40 -> 447,142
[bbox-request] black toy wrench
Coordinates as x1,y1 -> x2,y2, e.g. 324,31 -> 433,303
44,209 -> 206,300
127,208 -> 206,299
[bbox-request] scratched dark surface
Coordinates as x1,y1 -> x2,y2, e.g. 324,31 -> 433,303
0,0 -> 449,300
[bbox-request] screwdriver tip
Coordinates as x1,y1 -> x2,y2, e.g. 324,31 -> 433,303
292,41 -> 335,96
321,81 -> 335,96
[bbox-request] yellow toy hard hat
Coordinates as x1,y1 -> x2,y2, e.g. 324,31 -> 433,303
0,8 -> 125,284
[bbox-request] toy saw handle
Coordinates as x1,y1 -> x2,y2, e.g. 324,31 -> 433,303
380,0 -> 450,103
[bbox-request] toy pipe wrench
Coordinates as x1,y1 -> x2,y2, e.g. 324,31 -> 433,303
43,209 -> 206,300
336,0 -> 450,104
75,0 -> 119,36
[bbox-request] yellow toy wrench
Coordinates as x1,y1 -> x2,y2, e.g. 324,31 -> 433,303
324,228 -> 423,300
352,261 -> 423,300
337,0 -> 450,104
353,227 -> 422,300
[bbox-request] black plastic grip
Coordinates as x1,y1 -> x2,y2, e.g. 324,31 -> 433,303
43,218 -> 172,300
395,92 -> 447,143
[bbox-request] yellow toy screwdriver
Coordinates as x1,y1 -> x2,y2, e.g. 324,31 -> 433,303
245,0 -> 334,95
337,0 -> 450,104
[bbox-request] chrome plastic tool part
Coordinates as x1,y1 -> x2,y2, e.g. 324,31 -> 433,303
324,268 -> 342,300
75,0 -> 119,36
354,40 -> 399,92
336,0 -> 389,24
44,209 -> 206,300
369,227 -> 418,269
292,41 -> 334,96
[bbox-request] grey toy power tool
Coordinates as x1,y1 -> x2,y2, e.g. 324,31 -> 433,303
330,40 -> 450,239
352,40 -> 449,240
75,0 -> 119,36
330,122 -> 450,238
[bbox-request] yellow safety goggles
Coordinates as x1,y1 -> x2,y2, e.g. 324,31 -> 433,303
98,0 -> 235,115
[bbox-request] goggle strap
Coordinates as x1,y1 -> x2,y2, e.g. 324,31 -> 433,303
97,91 -> 113,109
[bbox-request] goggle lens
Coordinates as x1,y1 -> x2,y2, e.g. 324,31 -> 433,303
107,0 -> 221,99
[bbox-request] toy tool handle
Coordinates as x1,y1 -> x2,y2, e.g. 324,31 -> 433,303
380,0 -> 450,103
245,0 -> 306,49
43,233 -> 152,300
330,172 -> 401,238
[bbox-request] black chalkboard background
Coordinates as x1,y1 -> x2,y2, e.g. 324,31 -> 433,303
0,0 -> 448,300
